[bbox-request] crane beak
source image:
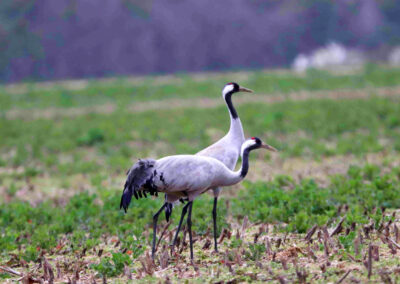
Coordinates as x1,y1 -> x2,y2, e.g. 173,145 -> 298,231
238,86 -> 253,93
261,143 -> 278,152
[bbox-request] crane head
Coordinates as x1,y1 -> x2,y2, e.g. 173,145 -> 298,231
222,82 -> 253,98
240,137 -> 278,157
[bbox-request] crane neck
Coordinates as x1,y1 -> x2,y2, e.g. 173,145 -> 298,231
225,91 -> 238,120
225,92 -> 244,143
222,146 -> 254,187
239,147 -> 251,178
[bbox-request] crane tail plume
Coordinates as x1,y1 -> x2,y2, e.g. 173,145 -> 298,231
120,158 -> 157,212
120,187 -> 133,213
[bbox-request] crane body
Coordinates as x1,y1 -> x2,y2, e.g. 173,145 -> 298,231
121,137 -> 277,259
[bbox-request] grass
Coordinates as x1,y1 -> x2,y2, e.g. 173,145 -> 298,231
1,64 -> 400,111
235,165 -> 400,232
2,164 -> 399,257
1,165 -> 400,282
0,97 -> 399,178
1,65 -> 400,282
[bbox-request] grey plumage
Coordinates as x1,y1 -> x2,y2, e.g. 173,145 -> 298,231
120,137 -> 277,259
121,154 -> 243,208
165,82 -> 250,205
197,82 -> 251,188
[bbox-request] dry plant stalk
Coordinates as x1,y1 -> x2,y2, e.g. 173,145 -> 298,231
336,269 -> 352,284
156,221 -> 171,252
330,217 -> 345,237
305,225 -> 318,242
368,243 -> 373,279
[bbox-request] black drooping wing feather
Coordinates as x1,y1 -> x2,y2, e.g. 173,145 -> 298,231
120,159 -> 156,212
165,202 -> 173,222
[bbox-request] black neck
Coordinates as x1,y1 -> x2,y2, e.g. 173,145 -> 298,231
240,145 -> 257,178
225,92 -> 238,119
240,152 -> 249,178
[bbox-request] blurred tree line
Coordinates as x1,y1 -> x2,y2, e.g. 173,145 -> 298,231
1,0 -> 400,82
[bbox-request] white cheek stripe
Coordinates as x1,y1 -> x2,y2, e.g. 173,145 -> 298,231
222,84 -> 234,97
240,139 -> 255,157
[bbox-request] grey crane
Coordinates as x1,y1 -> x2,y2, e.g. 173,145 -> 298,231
120,137 -> 277,259
196,82 -> 251,251
163,82 -> 252,252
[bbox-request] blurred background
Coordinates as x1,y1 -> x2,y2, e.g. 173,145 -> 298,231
2,0 -> 400,83
3,1 -> 400,282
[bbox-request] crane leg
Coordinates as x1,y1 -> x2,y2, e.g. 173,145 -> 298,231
152,203 -> 167,259
187,201 -> 194,260
170,201 -> 190,252
212,197 -> 218,252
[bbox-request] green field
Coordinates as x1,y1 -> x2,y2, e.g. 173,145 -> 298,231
1,66 -> 400,282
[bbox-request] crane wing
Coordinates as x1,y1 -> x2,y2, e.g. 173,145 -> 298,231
120,158 -> 156,212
